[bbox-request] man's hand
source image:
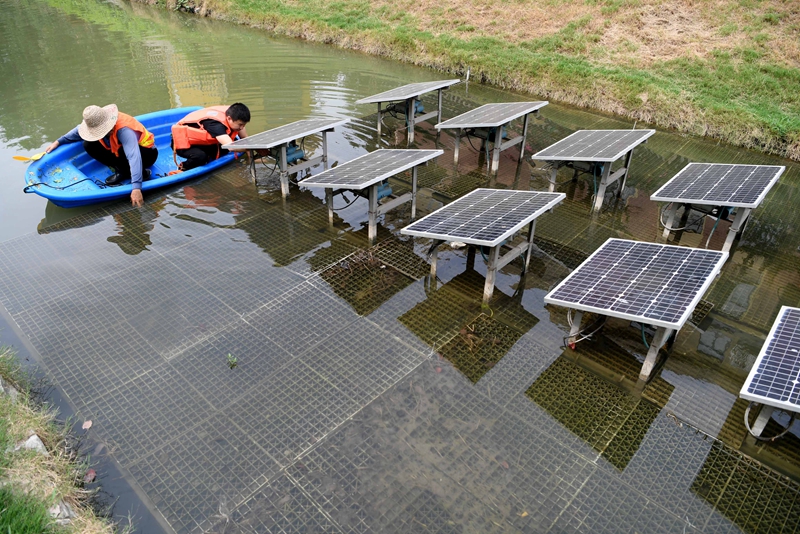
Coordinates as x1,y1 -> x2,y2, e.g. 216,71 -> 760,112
45,140 -> 60,153
131,189 -> 144,207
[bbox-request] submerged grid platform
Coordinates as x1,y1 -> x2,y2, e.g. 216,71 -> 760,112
2,94 -> 800,534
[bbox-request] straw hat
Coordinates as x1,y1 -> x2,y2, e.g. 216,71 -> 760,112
78,104 -> 119,142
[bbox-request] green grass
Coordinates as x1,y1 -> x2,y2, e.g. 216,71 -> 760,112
202,0 -> 800,160
0,486 -> 55,534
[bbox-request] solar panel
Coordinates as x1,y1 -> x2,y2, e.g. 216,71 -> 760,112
740,306 -> 800,411
651,163 -> 785,208
532,129 -> 655,162
401,189 -> 565,247
223,118 -> 350,150
300,149 -> 442,190
544,239 -> 727,329
436,102 -> 549,129
355,80 -> 461,104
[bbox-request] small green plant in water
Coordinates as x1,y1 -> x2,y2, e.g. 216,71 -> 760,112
226,353 -> 238,370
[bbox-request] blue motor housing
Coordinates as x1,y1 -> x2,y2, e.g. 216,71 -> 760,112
413,100 -> 425,115
356,181 -> 393,200
487,126 -> 508,140
285,143 -> 305,164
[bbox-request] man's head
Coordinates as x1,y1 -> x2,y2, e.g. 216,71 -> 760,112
226,103 -> 250,132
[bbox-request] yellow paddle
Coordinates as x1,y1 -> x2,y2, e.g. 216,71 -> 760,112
13,152 -> 46,162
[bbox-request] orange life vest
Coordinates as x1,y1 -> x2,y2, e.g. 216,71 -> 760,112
98,113 -> 155,157
171,106 -> 237,150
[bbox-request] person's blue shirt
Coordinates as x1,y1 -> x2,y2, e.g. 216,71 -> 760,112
57,126 -> 144,189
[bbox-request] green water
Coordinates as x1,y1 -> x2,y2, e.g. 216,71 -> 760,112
1,0 -> 800,533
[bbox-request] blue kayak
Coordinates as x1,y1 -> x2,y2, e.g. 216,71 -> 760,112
23,107 -> 236,208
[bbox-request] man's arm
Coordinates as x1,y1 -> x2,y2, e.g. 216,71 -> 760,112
118,127 -> 145,207
45,125 -> 81,153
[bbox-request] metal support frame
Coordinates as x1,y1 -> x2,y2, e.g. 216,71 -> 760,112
568,310 -> 584,345
328,164 -> 423,245
749,404 -> 775,437
722,207 -> 751,253
376,88 -> 448,144
244,129 -> 334,199
427,220 -> 538,304
449,111 -> 535,173
545,147 -> 638,213
661,203 -> 751,253
640,326 -> 675,381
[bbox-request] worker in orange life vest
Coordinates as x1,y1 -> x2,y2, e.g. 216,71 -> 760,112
171,103 -> 250,171
45,104 -> 158,208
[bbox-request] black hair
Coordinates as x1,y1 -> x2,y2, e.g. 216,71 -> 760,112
226,103 -> 250,123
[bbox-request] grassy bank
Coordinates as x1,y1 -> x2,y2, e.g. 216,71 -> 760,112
0,347 -> 116,533
150,0 -> 799,161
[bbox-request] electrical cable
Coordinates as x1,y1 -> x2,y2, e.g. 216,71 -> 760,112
563,315 -> 607,349
659,203 -> 710,232
744,402 -> 796,442
23,178 -> 109,193
641,323 -> 650,349
332,192 -> 360,210
705,215 -> 722,249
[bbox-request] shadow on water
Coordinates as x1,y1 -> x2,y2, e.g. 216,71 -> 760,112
1,0 -> 800,532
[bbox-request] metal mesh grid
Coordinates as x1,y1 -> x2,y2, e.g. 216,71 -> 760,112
475,334 -> 561,406
83,365 -> 216,464
244,281 -> 359,355
437,313 -> 524,383
128,412 -> 279,534
691,440 -> 800,533
690,299 -> 715,326
316,250 -> 415,316
225,473 -> 340,533
161,228 -> 307,315
526,357 -> 656,468
430,168 -> 490,199
370,237 -> 431,280
228,358 -> 362,467
166,319 -> 293,407
301,318 -> 427,406
0,233 -> 83,314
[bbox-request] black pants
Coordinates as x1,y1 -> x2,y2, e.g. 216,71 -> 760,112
83,140 -> 158,178
176,145 -> 228,171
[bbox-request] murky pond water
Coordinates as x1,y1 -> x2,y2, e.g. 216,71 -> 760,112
2,0 -> 800,532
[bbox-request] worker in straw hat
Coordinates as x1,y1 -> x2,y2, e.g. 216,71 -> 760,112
46,104 -> 159,207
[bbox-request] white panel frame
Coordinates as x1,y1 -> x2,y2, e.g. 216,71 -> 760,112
356,80 -> 461,104
740,305 -> 800,412
533,129 -> 656,162
651,163 -> 785,209
543,238 -> 728,330
223,118 -> 350,151
401,189 -> 565,247
436,102 -> 549,129
300,149 -> 442,190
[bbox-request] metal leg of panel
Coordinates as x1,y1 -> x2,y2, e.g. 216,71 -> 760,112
454,129 -> 461,166
618,149 -> 634,196
523,220 -> 536,272
568,310 -> 584,345
722,208 -> 751,253
279,144 -> 289,198
640,327 -> 673,381
430,244 -> 441,279
411,166 -> 418,220
407,98 -> 416,144
519,114 -> 530,161
377,103 -> 382,138
249,150 -> 257,182
750,405 -> 775,437
368,183 -> 379,244
662,203 -> 678,240
482,245 -> 501,304
466,246 -> 476,271
592,163 -> 613,212
549,165 -> 558,193
325,189 -> 334,225
491,124 -> 503,173
437,89 -> 444,134
322,131 -> 329,170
